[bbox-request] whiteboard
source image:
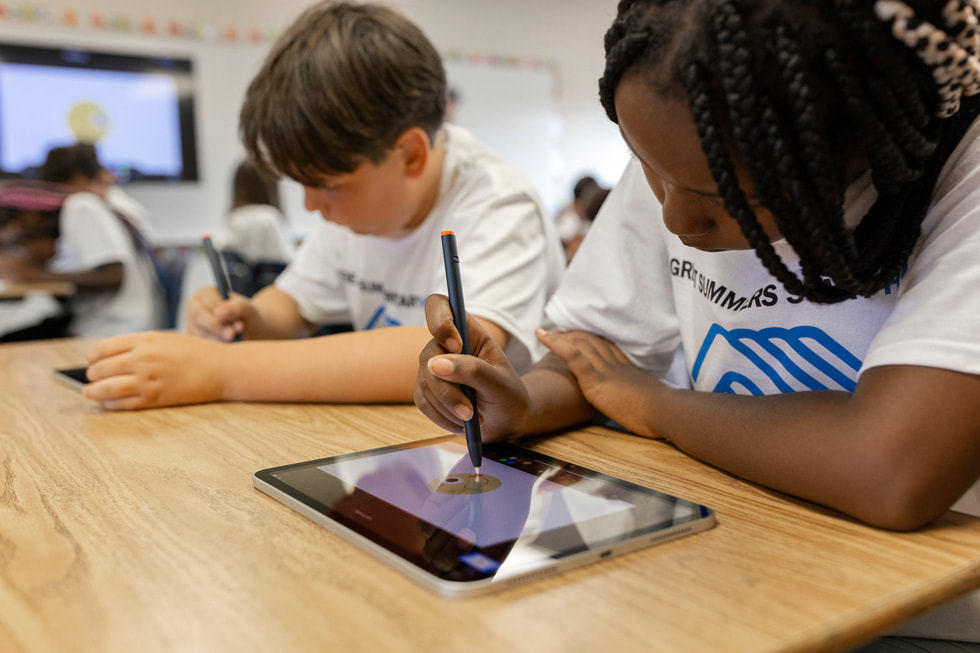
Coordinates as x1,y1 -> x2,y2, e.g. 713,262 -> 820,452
445,60 -> 561,213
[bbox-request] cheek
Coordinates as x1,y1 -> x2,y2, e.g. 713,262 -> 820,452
641,167 -> 667,204
751,206 -> 782,241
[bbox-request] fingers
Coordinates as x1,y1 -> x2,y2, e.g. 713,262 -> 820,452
417,295 -> 528,441
85,333 -> 140,364
536,327 -> 628,365
82,375 -> 143,408
424,294 -> 461,353
414,347 -> 470,433
186,287 -> 246,341
418,349 -> 526,442
82,338 -> 148,409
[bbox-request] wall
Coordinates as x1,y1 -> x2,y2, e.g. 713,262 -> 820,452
0,0 -> 629,244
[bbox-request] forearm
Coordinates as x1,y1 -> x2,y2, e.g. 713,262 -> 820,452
517,353 -> 598,436
222,326 -> 433,403
22,262 -> 123,291
245,286 -> 317,339
650,386 -> 869,510
643,365 -> 980,530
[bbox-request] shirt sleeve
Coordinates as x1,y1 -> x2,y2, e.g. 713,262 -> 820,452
861,129 -> 980,378
545,159 -> 683,379
50,193 -> 131,272
452,181 -> 564,373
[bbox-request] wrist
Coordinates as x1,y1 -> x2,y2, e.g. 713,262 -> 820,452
211,341 -> 238,401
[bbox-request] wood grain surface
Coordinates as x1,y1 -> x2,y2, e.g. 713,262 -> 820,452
2,338 -> 979,653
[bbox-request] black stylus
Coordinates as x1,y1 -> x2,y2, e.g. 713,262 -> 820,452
440,230 -> 483,474
202,234 -> 232,299
202,234 -> 240,342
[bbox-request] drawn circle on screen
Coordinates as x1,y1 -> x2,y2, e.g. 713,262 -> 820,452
428,473 -> 501,494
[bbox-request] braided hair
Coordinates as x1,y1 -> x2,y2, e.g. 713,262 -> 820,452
599,0 -> 980,303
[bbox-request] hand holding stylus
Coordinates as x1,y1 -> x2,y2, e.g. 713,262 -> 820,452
414,291 -> 531,445
440,231 -> 483,473
199,235 -> 242,342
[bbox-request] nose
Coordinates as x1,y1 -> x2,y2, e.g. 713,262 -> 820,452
303,186 -> 328,214
660,189 -> 715,238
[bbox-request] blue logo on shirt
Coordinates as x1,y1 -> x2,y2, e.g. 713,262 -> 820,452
366,305 -> 402,329
691,324 -> 862,394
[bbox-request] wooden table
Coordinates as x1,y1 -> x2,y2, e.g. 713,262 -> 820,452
2,338 -> 979,653
0,280 -> 75,300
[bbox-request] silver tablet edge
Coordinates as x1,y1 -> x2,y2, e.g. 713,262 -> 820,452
253,472 -> 716,599
52,367 -> 86,391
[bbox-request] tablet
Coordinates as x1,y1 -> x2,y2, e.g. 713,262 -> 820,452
254,435 -> 715,598
53,366 -> 90,390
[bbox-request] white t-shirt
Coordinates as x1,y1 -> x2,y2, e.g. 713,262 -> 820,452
104,186 -> 156,242
546,121 -> 980,642
49,192 -> 164,337
220,204 -> 295,264
275,124 -> 565,373
555,206 -> 589,243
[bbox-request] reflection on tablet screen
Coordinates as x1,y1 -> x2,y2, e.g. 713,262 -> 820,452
315,441 -> 637,550
259,437 -> 713,594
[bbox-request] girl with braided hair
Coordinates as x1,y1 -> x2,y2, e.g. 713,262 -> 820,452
415,0 -> 980,647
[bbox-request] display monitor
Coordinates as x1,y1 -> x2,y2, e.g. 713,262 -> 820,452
0,42 -> 199,182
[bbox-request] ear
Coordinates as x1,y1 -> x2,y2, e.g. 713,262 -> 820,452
394,127 -> 431,179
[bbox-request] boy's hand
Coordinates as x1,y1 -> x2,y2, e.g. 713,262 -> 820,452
185,287 -> 253,342
414,294 -> 531,442
535,328 -> 666,437
83,332 -> 229,410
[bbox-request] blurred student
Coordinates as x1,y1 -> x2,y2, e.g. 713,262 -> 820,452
38,143 -> 166,336
177,159 -> 296,326
221,158 -> 295,267
554,175 -> 606,261
81,1 -> 564,410
563,185 -> 610,261
0,181 -> 71,340
0,181 -> 64,274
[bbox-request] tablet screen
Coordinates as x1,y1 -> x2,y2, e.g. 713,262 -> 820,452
255,436 -> 714,594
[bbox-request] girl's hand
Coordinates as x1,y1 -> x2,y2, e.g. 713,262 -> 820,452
535,328 -> 668,437
414,294 -> 531,442
83,331 -> 230,410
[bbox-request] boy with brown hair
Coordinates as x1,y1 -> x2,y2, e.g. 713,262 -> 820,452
82,0 -> 563,409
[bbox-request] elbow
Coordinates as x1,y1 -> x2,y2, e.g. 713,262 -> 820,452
850,468 -> 953,532
93,262 -> 124,290
859,496 -> 941,532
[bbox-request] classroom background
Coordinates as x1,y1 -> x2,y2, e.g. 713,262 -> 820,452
0,0 -> 628,247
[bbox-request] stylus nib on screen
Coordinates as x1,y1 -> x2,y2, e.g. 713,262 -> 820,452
474,466 -> 481,477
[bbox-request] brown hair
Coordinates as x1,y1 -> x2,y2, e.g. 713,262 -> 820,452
38,143 -> 102,184
240,1 -> 447,186
231,159 -> 281,211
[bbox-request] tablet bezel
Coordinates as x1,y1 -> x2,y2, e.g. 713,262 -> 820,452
53,366 -> 90,390
254,435 -> 715,598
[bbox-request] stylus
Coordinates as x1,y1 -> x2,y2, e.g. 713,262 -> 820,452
202,234 -> 232,300
202,234 -> 241,342
440,230 -> 483,474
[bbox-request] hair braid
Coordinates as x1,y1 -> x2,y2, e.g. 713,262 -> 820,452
767,25 -> 872,296
687,59 -> 831,300
705,1 -> 860,300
